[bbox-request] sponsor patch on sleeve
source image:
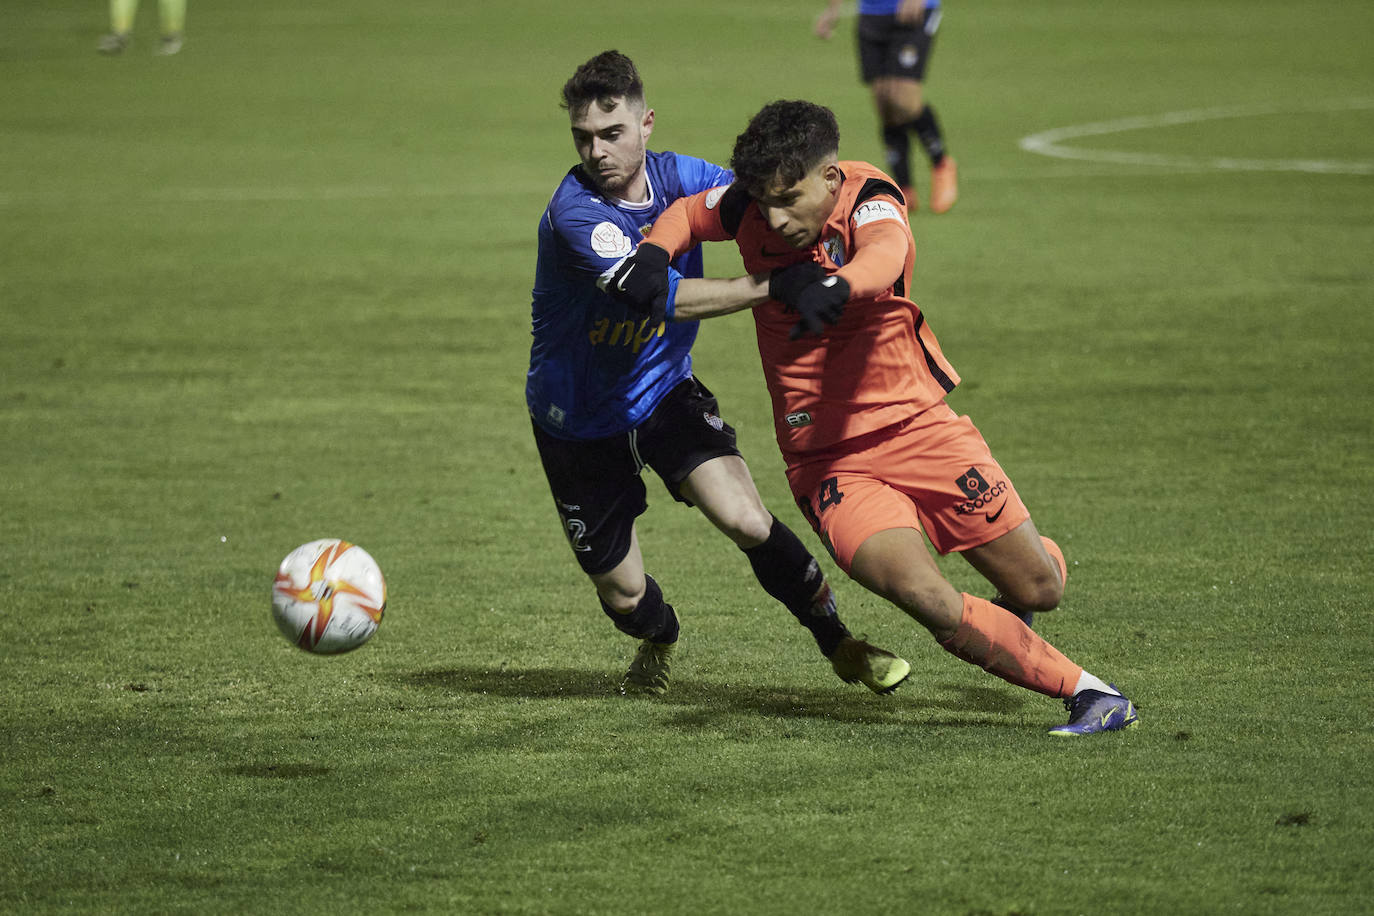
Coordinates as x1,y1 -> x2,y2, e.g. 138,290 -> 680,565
704,185 -> 729,210
852,199 -> 904,229
590,221 -> 634,259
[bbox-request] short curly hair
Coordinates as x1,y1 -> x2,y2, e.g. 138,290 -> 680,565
561,50 -> 645,116
730,100 -> 840,198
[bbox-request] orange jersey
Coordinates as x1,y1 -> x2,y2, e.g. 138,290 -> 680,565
647,161 -> 959,457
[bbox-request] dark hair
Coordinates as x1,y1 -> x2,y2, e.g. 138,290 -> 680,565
561,50 -> 645,116
730,100 -> 840,198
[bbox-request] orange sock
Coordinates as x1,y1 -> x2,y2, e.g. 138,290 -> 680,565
1041,536 -> 1067,588
940,593 -> 1083,698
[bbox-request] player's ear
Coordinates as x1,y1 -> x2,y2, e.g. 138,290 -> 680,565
641,107 -> 655,140
823,161 -> 843,193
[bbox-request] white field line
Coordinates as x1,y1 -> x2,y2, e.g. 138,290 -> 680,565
4,100 -> 1370,209
1019,100 -> 1374,175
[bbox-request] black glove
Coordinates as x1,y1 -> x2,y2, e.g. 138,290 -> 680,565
597,242 -> 671,326
768,260 -> 827,308
790,276 -> 851,339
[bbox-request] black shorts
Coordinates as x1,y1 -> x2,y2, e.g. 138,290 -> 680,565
857,10 -> 940,83
531,376 -> 741,575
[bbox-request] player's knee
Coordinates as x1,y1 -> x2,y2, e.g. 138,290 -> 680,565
713,502 -> 774,549
1008,574 -> 1063,614
594,581 -> 644,616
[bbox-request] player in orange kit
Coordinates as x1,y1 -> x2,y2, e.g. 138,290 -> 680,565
599,100 -> 1138,735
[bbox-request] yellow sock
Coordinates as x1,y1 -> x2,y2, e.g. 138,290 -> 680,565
110,0 -> 139,34
158,0 -> 185,35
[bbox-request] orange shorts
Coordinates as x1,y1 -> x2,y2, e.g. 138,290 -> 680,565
785,402 -> 1030,571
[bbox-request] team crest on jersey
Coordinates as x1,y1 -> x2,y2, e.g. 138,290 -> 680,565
638,222 -> 654,237
822,235 -> 846,267
590,221 -> 634,259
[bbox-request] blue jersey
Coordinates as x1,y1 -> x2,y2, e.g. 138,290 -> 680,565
859,0 -> 939,13
527,150 -> 732,440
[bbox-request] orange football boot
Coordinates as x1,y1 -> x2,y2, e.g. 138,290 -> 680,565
929,157 -> 958,214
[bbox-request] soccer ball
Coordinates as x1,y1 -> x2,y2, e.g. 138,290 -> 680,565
271,539 -> 387,654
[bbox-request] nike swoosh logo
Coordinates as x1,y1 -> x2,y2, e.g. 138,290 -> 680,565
1099,701 -> 1135,728
985,501 -> 1007,524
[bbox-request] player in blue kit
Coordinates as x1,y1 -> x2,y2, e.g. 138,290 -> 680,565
527,50 -> 909,696
816,0 -> 957,213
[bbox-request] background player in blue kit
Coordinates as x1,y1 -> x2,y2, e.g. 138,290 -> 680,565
816,0 -> 957,213
527,50 -> 910,696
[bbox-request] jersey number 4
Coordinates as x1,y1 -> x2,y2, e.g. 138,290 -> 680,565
797,476 -> 843,560
797,476 -> 844,527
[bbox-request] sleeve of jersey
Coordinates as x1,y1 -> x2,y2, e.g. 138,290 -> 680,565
645,191 -> 734,260
834,198 -> 910,299
675,154 -> 734,196
557,203 -> 639,277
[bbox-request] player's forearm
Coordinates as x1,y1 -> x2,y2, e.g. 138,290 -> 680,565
836,221 -> 908,298
646,193 -> 734,259
815,2 -> 842,38
671,275 -> 770,321
646,200 -> 699,260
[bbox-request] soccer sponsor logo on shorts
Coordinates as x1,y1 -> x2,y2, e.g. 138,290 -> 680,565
704,411 -> 724,432
954,466 -> 1010,522
957,467 -> 991,499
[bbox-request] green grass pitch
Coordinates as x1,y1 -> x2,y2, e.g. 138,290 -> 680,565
3,1 -> 1372,913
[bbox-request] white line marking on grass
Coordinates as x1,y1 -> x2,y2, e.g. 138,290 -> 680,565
1019,100 -> 1374,175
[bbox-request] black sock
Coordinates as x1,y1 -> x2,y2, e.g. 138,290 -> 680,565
907,105 -> 946,166
743,516 -> 850,656
882,122 -> 913,187
600,574 -> 678,643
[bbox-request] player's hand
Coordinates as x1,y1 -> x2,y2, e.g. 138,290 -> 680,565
814,10 -> 839,39
597,242 -> 671,325
790,276 -> 851,340
896,0 -> 927,26
768,260 -> 827,308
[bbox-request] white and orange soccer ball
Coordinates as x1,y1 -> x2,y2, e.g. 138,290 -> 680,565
271,539 -> 387,654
